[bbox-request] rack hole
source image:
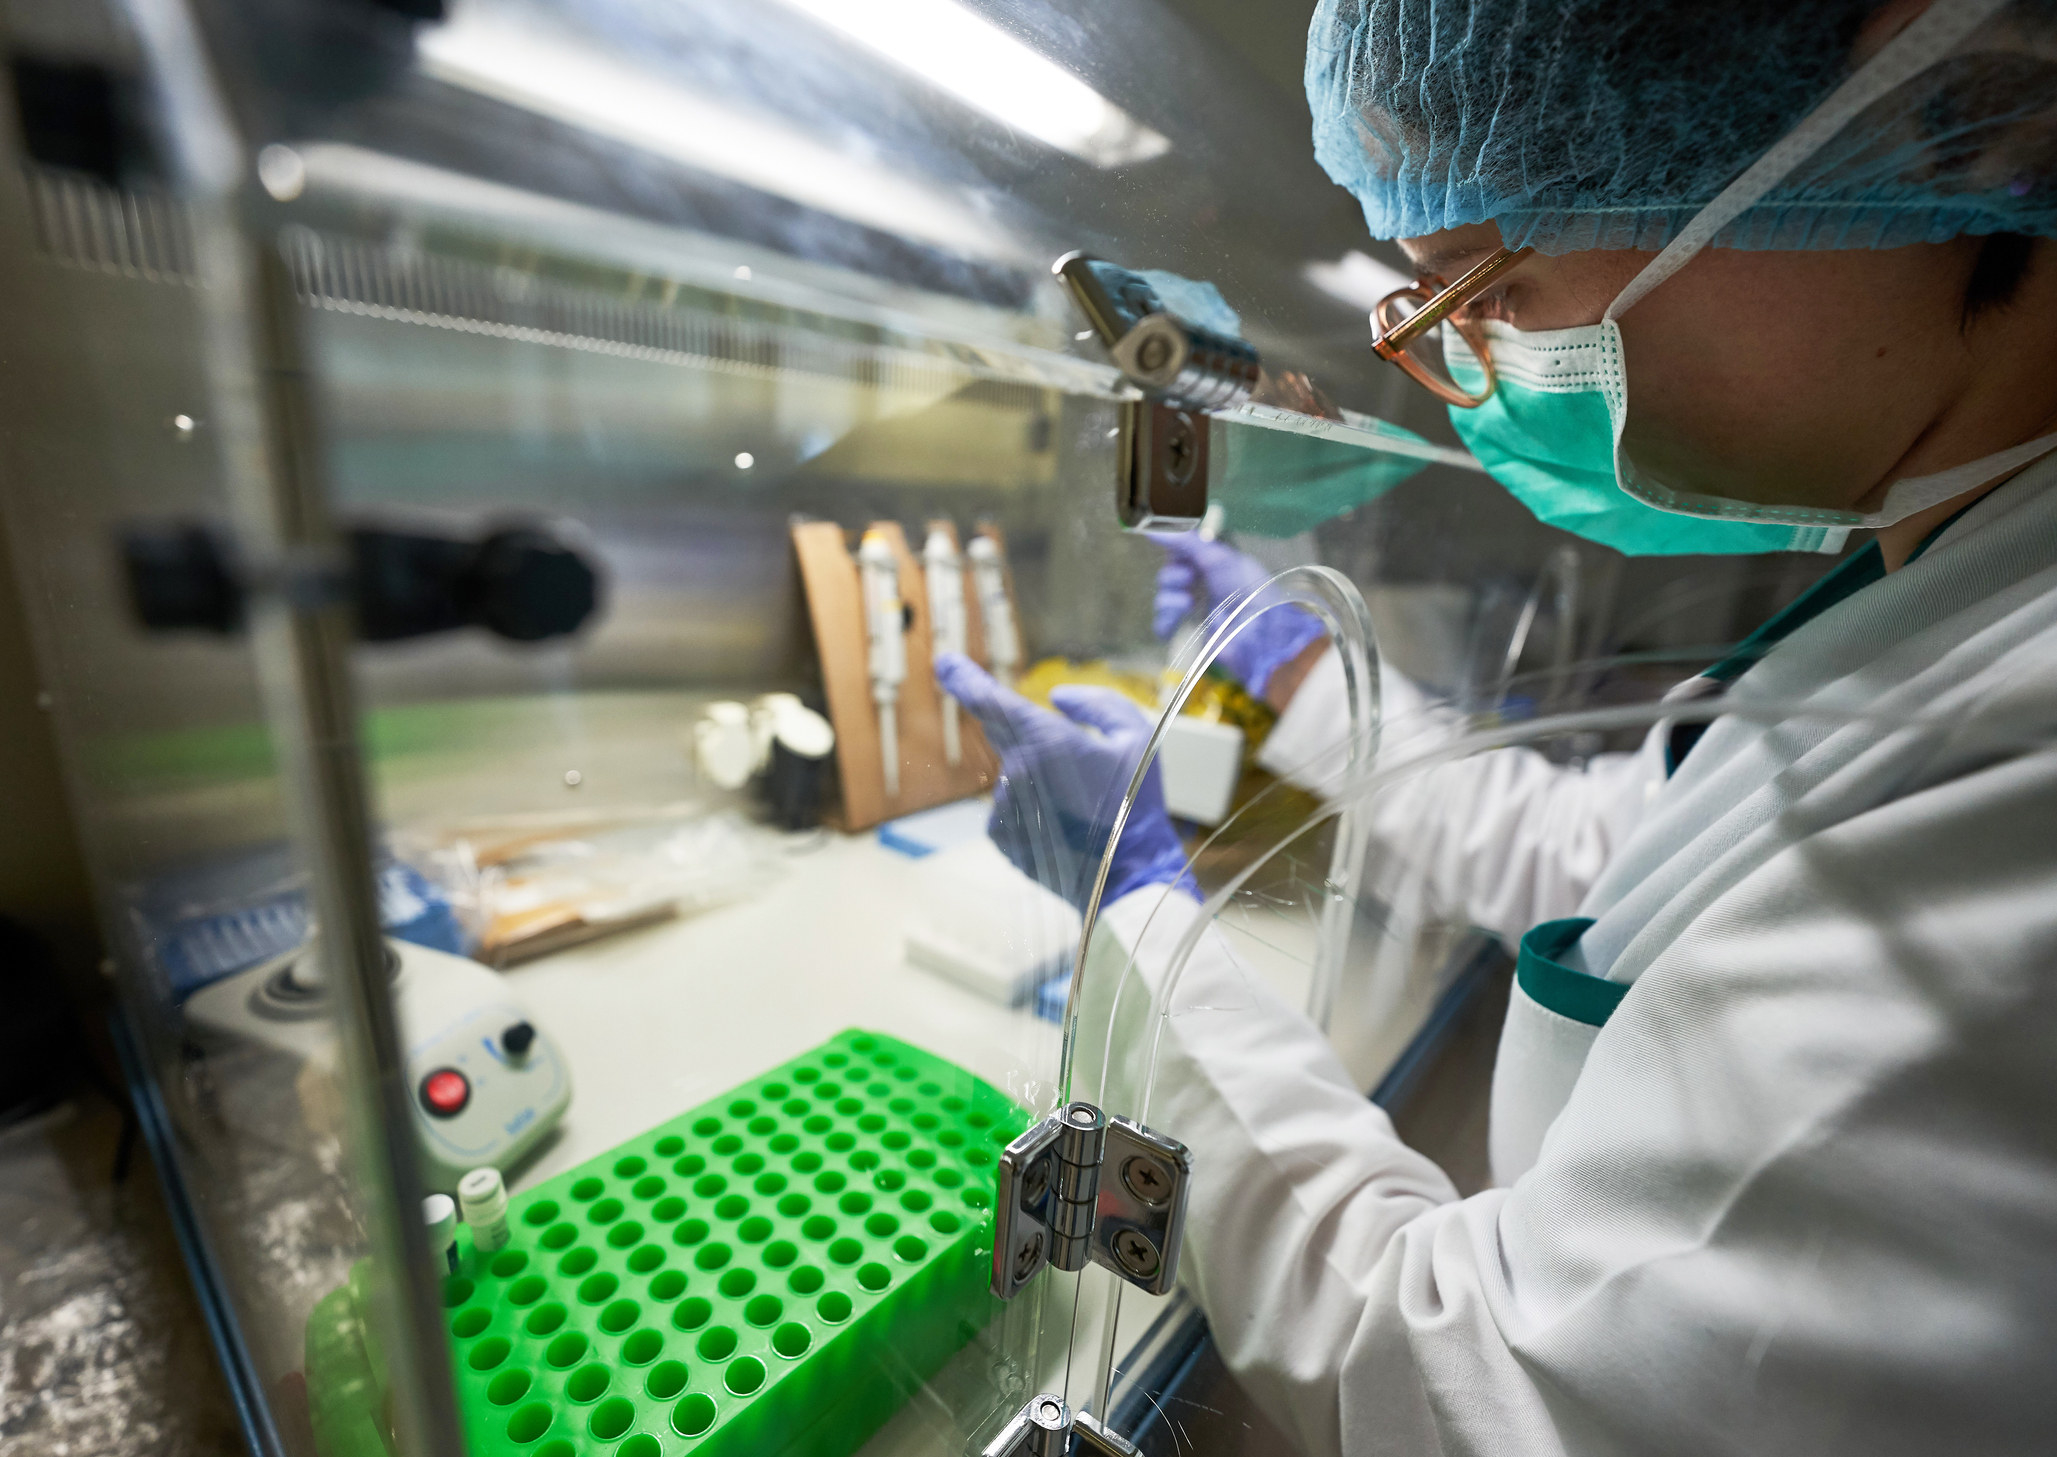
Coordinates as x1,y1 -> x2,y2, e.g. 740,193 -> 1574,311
674,1219 -> 710,1248
589,1396 -> 635,1440
745,1293 -> 783,1326
787,1265 -> 824,1295
672,1297 -> 712,1332
724,1357 -> 765,1396
696,1326 -> 738,1361
566,1363 -> 610,1403
559,1247 -> 598,1277
545,1332 -> 589,1369
487,1369 -> 531,1405
441,1275 -> 474,1308
762,1240 -> 798,1269
490,1250 -> 530,1278
614,1155 -> 648,1179
452,1308 -> 490,1339
645,1359 -> 689,1400
672,1393 -> 716,1438
652,1196 -> 686,1223
654,1135 -> 684,1157
571,1177 -> 604,1201
650,1270 -> 687,1301
578,1272 -> 618,1305
817,1291 -> 853,1324
718,1267 -> 756,1299
506,1402 -> 553,1443
865,1213 -> 899,1238
838,1192 -> 873,1216
508,1275 -> 548,1306
633,1176 -> 666,1200
522,1201 -> 560,1227
858,1262 -> 892,1292
772,1321 -> 811,1359
609,1221 -> 646,1249
600,1298 -> 641,1334
524,1302 -> 566,1336
619,1436 -> 661,1457
623,1329 -> 664,1366
828,1238 -> 863,1266
894,1235 -> 930,1263
629,1244 -> 665,1273
693,1242 -> 733,1271
468,1337 -> 511,1371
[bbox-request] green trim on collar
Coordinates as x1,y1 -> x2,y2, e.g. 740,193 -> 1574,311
1516,917 -> 1626,1028
1702,542 -> 1885,685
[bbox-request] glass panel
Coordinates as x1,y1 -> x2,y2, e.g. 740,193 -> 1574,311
0,3 -> 1927,1457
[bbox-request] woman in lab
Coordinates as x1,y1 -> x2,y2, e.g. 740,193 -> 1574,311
936,0 -> 2057,1451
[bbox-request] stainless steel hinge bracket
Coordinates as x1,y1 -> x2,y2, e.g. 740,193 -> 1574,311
982,1395 -> 1139,1457
1054,251 -> 1260,531
991,1100 -> 1191,1300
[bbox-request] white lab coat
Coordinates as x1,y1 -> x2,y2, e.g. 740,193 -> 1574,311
1087,461 -> 2057,1456
1258,596 -> 1672,1180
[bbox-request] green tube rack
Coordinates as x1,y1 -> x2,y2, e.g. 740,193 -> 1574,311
306,1029 -> 1030,1457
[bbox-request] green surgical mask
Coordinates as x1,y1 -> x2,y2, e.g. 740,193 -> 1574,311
1444,323 -> 1846,557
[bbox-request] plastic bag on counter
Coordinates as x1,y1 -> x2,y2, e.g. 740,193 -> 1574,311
400,810 -> 780,967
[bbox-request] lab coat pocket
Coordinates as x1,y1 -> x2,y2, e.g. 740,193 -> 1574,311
1488,976 -> 1604,1187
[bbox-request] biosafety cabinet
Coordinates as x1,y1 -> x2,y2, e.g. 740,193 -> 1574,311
0,3 -> 1825,1455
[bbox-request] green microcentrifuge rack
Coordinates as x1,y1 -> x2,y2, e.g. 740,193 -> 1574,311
305,1028 -> 1031,1457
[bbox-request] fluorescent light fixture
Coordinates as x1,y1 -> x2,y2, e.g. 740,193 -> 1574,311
418,5 -> 1014,258
771,0 -> 1169,168
1304,250 -> 1414,314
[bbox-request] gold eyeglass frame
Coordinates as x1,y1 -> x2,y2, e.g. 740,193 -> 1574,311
1371,246 -> 1533,408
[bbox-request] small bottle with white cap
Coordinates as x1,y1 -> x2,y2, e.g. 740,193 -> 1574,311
422,1193 -> 459,1274
457,1167 -> 510,1255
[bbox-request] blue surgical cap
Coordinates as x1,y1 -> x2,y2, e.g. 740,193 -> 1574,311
1306,0 -> 2057,253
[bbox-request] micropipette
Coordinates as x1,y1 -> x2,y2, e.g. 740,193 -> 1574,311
922,528 -> 967,767
858,529 -> 906,798
968,533 -> 1020,685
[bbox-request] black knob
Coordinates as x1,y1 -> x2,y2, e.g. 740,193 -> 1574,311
121,519 -> 600,644
466,529 -> 600,643
120,524 -> 243,633
349,525 -> 600,643
501,1021 -> 536,1057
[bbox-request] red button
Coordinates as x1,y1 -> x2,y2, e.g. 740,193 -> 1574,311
420,1068 -> 470,1118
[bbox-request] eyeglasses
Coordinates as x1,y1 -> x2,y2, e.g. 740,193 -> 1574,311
1371,246 -> 1532,408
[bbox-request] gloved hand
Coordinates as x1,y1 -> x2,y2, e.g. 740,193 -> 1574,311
934,652 -> 1195,911
1151,534 -> 1327,698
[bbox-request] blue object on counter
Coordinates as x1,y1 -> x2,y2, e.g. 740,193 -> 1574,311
877,799 -> 991,859
1034,972 -> 1071,1025
131,847 -> 467,999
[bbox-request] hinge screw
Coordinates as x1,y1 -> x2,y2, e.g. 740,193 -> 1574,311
1120,1155 -> 1170,1206
1013,1232 -> 1045,1282
1110,1228 -> 1160,1280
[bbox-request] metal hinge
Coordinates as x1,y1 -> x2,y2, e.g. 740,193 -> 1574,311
983,1395 -> 1138,1457
1053,251 -> 1259,532
991,1100 -> 1191,1301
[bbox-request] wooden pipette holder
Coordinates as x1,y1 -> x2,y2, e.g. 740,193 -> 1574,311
792,519 -> 1015,831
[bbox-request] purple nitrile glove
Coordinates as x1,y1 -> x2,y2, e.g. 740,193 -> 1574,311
934,652 -> 1195,912
1150,533 -> 1327,698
